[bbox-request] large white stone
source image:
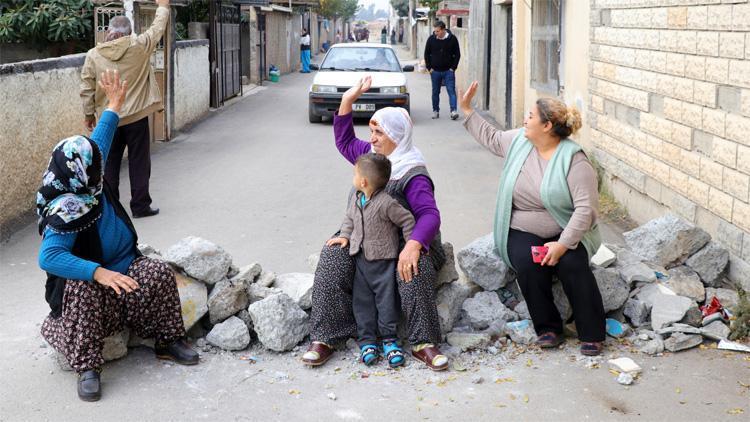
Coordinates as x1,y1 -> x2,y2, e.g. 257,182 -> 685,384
461,291 -> 518,330
591,244 -> 616,267
457,234 -> 514,291
164,236 -> 233,284
436,274 -> 481,334
206,316 -> 251,351
665,266 -> 705,302
248,293 -> 309,352
623,214 -> 710,268
685,241 -> 729,286
436,242 -> 460,286
650,294 -> 693,330
174,270 -> 208,331
273,273 -> 314,310
207,279 -> 249,324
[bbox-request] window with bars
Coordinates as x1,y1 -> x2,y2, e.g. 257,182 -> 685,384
530,0 -> 560,94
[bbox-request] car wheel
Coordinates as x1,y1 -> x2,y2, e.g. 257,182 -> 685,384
309,104 -> 322,123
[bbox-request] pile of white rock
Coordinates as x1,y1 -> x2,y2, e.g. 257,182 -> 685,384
440,214 -> 745,355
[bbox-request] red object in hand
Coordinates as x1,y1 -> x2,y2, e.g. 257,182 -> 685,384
531,246 -> 549,264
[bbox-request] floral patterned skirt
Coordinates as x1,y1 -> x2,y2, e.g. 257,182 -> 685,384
41,256 -> 185,373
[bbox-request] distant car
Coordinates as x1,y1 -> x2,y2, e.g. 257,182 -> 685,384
308,43 -> 413,123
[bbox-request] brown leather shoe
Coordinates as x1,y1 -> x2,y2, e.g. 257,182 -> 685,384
301,341 -> 334,367
536,332 -> 565,348
412,344 -> 448,371
580,342 -> 603,356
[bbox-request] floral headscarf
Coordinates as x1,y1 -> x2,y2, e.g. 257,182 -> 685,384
36,136 -> 104,235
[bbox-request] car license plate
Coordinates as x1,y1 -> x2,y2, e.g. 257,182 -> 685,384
353,104 -> 375,112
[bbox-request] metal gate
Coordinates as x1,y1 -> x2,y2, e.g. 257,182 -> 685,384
210,0 -> 242,107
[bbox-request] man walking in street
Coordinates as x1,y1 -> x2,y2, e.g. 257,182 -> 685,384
80,0 -> 170,218
424,21 -> 461,120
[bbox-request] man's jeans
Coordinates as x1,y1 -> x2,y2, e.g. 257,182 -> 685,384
430,70 -> 457,113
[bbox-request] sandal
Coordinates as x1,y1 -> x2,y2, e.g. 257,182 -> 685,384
411,343 -> 448,371
302,341 -> 335,367
580,342 -> 603,356
360,344 -> 380,366
382,340 -> 405,368
536,332 -> 565,348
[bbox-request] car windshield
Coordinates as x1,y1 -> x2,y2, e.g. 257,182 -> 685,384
321,47 -> 401,72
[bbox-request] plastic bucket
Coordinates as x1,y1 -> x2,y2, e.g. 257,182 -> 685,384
270,73 -> 279,82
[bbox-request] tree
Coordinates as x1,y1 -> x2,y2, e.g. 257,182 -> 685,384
0,0 -> 93,44
390,0 -> 409,17
419,0 -> 441,18
317,0 -> 359,21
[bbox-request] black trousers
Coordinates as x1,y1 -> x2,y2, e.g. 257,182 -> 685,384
104,116 -> 153,214
507,229 -> 606,342
352,253 -> 399,345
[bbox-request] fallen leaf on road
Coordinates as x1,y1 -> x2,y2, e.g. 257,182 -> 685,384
727,408 -> 744,415
526,359 -> 533,367
676,388 -> 682,394
523,395 -> 529,403
494,403 -> 507,408
288,389 -> 300,395
509,394 -> 516,400
495,377 -> 515,384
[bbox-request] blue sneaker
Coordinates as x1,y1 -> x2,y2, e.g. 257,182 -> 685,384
382,340 -> 405,368
360,344 -> 379,366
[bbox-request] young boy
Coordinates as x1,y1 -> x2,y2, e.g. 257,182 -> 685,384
327,153 -> 414,368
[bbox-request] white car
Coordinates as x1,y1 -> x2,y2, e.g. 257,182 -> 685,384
308,43 -> 413,123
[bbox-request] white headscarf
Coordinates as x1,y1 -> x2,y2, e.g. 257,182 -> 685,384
370,107 -> 426,180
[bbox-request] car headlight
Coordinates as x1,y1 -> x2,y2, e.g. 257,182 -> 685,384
380,86 -> 407,94
312,85 -> 337,93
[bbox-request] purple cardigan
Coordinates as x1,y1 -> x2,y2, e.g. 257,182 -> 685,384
334,112 -> 440,251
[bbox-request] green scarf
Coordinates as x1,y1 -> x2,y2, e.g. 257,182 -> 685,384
493,129 -> 601,270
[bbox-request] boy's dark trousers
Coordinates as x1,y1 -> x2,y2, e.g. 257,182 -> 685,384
352,253 -> 399,345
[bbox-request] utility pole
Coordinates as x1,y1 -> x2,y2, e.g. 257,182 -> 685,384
409,0 -> 416,58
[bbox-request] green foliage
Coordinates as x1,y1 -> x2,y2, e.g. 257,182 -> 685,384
419,0 -> 442,13
390,0 -> 409,17
0,0 -> 93,44
729,289 -> 749,341
317,0 -> 360,21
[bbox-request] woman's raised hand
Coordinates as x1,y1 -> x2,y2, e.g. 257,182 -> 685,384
93,266 -> 139,294
339,76 -> 372,115
458,80 -> 479,116
98,69 -> 128,114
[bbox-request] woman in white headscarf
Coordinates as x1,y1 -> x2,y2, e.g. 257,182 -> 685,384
304,76 -> 449,371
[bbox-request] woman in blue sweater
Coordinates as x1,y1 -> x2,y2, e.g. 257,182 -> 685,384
38,70 -> 198,402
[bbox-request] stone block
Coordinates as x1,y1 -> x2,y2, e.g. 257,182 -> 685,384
624,298 -> 651,327
164,236 -> 233,284
650,294 -> 694,330
701,320 -> 731,340
665,266 -> 705,302
207,279 -> 248,324
504,320 -> 537,345
206,316 -> 251,351
457,233 -> 514,290
436,274 -> 481,334
174,270 -> 208,331
461,291 -> 518,331
273,273 -> 314,310
664,332 -> 703,352
436,242 -> 460,286
248,293 -> 309,352
103,330 -> 129,361
685,241 -> 729,286
624,214 -> 710,268
446,332 -> 491,352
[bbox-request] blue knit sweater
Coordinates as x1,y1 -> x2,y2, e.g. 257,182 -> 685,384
38,110 -> 136,281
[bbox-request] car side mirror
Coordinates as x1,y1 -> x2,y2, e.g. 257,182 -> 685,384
310,64 -> 319,71
402,65 -> 414,72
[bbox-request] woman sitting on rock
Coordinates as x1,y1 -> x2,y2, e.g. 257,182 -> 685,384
459,81 -> 606,356
38,70 -> 198,402
303,76 -> 449,371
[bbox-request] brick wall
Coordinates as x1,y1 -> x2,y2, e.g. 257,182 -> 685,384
589,0 -> 750,289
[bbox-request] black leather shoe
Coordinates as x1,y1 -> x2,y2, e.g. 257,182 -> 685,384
132,207 -> 159,218
77,370 -> 101,402
155,339 -> 199,365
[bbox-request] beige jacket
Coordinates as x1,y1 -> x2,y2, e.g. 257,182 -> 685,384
80,6 -> 169,126
340,190 -> 415,261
